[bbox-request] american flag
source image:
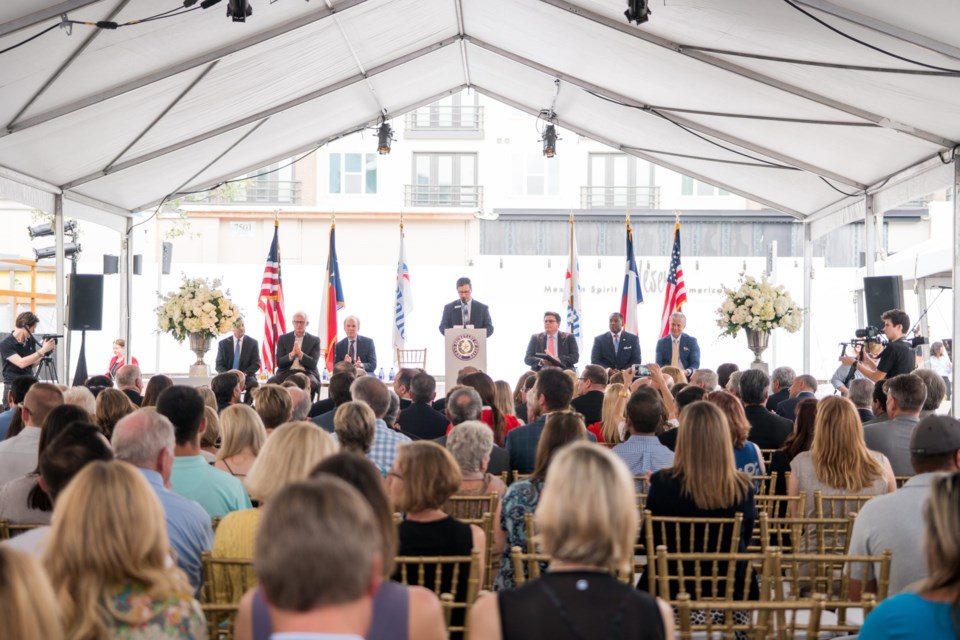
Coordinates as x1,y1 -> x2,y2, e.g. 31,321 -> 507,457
620,220 -> 643,335
318,223 -> 346,372
258,218 -> 286,373
660,221 -> 687,338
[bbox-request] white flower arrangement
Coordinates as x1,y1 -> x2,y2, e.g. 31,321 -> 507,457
156,276 -> 241,343
716,275 -> 802,338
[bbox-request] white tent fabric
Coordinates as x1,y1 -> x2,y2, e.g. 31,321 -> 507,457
1,0 -> 959,225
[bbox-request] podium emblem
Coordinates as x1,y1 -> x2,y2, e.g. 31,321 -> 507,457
452,333 -> 480,361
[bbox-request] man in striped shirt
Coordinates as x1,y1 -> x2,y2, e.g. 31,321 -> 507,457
612,387 -> 674,476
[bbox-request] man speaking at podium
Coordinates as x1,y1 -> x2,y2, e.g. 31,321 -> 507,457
438,277 -> 494,337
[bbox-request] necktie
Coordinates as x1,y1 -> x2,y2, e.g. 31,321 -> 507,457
233,338 -> 242,370
462,303 -> 470,325
671,338 -> 680,368
613,333 -> 620,352
349,340 -> 356,361
548,334 -> 557,357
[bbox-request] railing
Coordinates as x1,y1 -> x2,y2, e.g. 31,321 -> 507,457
405,105 -> 484,132
405,185 -> 483,208
580,185 -> 660,209
185,181 -> 302,205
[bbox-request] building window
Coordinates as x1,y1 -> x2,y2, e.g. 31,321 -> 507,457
329,153 -> 377,194
681,175 -> 729,196
406,153 -> 481,207
510,152 -> 560,196
583,153 -> 658,208
406,93 -> 482,132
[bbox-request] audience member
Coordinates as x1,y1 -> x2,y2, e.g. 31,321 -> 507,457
657,385 -> 706,452
0,383 -> 62,485
739,369 -> 793,449
708,390 -> 765,476
789,397 -> 895,550
312,370 -> 356,432
927,341 -> 952,400
94,387 -> 136,439
447,420 -> 508,554
141,374 -> 173,408
612,387 -> 674,476
214,404 -> 266,479
0,546 -> 63,638
858,471 -> 960,640
85,374 -> 113,398
660,366 -> 687,386
157,385 -> 251,517
459,371 -> 520,446
512,372 -> 536,423
768,398 -> 818,496
776,373 -> 818,421
864,374 -> 926,476
62,384 -> 96,418
196,386 -> 217,412
214,421 -> 337,561
212,371 -> 242,412
914,368 -> 946,417
766,366 -> 796,411
725,370 -> 742,397
334,401 -> 376,455
599,382 -> 628,444
849,378 -> 876,423
115,364 -> 144,406
495,413 -> 588,590
493,380 -> 518,421
393,367 -> 417,410
469,443 -> 674,640
638,401 -> 757,596
717,363 -> 739,390
441,386 -> 510,476
200,405 -> 221,462
570,364 -> 607,426
0,375 -> 37,440
254,384 -> 293,434
44,461 -> 206,638
398,371 -> 448,440
383,389 -> 402,429
307,362 -> 354,418
352,376 -> 411,474
690,368 -> 718,391
112,410 -> 214,594
849,415 -> 960,600
286,385 -> 311,421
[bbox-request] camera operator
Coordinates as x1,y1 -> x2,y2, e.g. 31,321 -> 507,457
839,309 -> 916,383
0,312 -> 55,408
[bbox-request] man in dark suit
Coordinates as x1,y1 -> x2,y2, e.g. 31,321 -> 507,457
115,364 -> 143,407
438,277 -> 494,337
333,315 -> 376,373
312,370 -> 356,432
268,311 -> 321,397
766,366 -> 795,411
655,312 -> 700,380
215,318 -> 261,404
776,373 -> 818,422
739,369 -> 793,449
570,364 -> 607,425
433,387 -> 508,476
849,378 -> 876,423
524,311 -> 579,371
398,372 -> 448,440
590,312 -> 641,370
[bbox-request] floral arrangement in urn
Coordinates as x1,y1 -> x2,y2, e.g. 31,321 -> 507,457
716,275 -> 803,338
156,276 -> 241,343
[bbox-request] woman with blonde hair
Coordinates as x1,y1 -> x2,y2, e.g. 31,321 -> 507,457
44,460 -> 205,639
493,379 -> 519,420
788,396 -> 894,541
199,405 -> 221,463
196,386 -> 217,411
213,421 -> 337,560
94,388 -> 136,439
215,404 -> 266,479
0,547 -> 64,639
661,366 -> 688,385
639,401 -> 757,596
252,384 -> 292,433
860,471 -> 960,639
469,443 -> 674,640
707,390 -> 765,476
600,382 -> 627,444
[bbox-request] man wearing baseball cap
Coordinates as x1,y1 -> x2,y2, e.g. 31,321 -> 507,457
848,414 -> 960,599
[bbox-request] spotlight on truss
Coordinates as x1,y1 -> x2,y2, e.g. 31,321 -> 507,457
377,121 -> 394,155
625,0 -> 651,25
27,220 -> 77,240
34,243 -> 81,261
226,0 -> 252,22
541,124 -> 558,158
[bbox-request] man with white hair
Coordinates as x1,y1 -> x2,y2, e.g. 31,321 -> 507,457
654,312 -> 700,380
268,310 -> 321,398
690,369 -> 719,392
112,410 -> 214,593
115,364 -> 143,406
285,385 -> 311,421
333,315 -> 377,373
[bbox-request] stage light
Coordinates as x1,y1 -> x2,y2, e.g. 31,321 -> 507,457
625,0 -> 651,24
27,220 -> 77,239
226,0 -> 252,22
34,243 -> 81,261
377,122 -> 393,155
541,124 -> 557,158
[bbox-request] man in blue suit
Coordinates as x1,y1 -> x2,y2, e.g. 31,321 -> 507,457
333,315 -> 377,373
438,277 -> 494,337
590,312 -> 641,370
655,312 -> 700,380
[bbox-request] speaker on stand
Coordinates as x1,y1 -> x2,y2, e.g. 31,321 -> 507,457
863,276 -> 904,329
68,274 -> 104,386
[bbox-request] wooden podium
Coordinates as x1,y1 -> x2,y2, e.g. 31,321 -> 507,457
444,327 -> 488,384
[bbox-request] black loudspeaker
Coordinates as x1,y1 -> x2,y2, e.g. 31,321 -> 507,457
68,274 -> 104,331
864,276 -> 904,329
103,255 -> 119,275
161,242 -> 173,275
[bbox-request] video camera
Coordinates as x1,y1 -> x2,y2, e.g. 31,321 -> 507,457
853,326 -> 884,343
39,334 -> 63,343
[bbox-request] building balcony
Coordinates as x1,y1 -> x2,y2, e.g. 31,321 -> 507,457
404,106 -> 484,139
580,185 -> 660,209
185,180 -> 302,206
404,185 -> 483,208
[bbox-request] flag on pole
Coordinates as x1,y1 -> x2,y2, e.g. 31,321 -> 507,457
563,214 -> 583,350
660,218 -> 688,338
318,222 -> 346,371
393,221 -> 414,355
620,216 -> 643,335
258,216 -> 286,373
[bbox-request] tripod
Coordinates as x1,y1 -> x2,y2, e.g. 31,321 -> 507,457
36,353 -> 58,384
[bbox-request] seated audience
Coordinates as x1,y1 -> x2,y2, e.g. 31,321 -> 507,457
657,385 -> 707,452
613,387 -> 674,476
766,366 -> 795,411
0,546 -> 63,638
460,371 -> 521,446
0,375 -> 37,440
62,384 -> 96,418
864,374 -> 925,476
384,389 -> 402,429
253,384 -> 292,434
214,404 -> 267,479
286,385 -> 311,422
639,401 -> 757,596
660,366 -> 687,386
447,420 -> 508,554
214,421 -> 337,559
775,373 -> 817,421
725,370 -> 742,397
859,471 -> 960,639
197,385 -> 218,412
334,401 -> 377,455
112,410 -> 215,595
352,376 -> 411,474
495,413 -> 588,590
599,382 -> 627,444
868,379 -> 890,424
707,390 -> 765,476
84,374 -> 113,398
717,363 -> 739,390
739,369 -> 793,449
571,364 -> 607,426
43,461 -> 205,638
115,363 -> 144,406
141,374 -> 173,408
311,370 -> 356,432
512,372 -> 536,424
398,372 -> 448,440
200,405 -> 221,462
0,383 -> 62,485
94,387 -> 136,439
849,378 -> 876,423
494,380 -> 519,423
469,443 -> 674,640
769,397 -> 817,496
690,368 -> 718,391
212,371 -> 242,412
914,368 -> 946,417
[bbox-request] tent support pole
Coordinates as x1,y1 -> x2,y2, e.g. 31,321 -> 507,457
803,222 -> 813,375
952,156 -> 960,414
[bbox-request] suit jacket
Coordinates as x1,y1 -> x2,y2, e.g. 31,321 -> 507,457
590,331 -> 641,370
524,332 -> 579,371
654,333 -> 700,376
857,408 -> 875,424
121,388 -> 143,407
215,335 -> 261,377
505,413 -> 596,474
312,410 -> 336,433
743,404 -> 793,450
334,335 -> 377,373
776,391 -> 815,422
275,332 -> 321,380
766,388 -> 789,412
438,299 -> 494,337
398,402 -> 449,441
570,390 -> 605,426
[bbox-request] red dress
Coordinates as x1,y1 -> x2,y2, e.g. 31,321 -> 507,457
445,408 -> 523,442
107,355 -> 139,378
